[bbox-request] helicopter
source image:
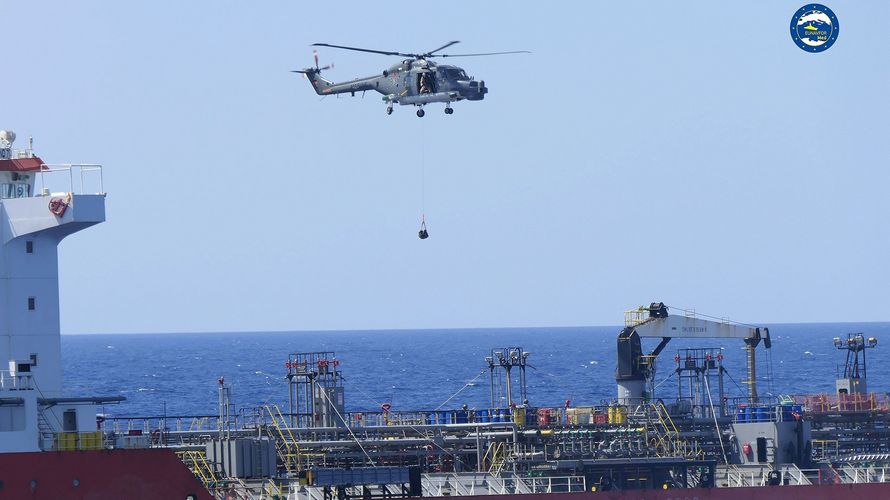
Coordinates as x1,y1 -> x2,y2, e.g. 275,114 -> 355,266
292,41 -> 529,117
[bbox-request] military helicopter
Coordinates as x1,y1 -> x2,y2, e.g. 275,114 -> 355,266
292,41 -> 529,117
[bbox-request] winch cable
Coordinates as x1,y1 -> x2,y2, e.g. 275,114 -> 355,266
418,118 -> 429,239
527,362 -> 591,404
653,370 -> 678,392
342,375 -> 473,470
765,347 -> 776,397
722,369 -> 750,399
703,373 -> 730,464
434,368 -> 487,411
665,304 -> 776,399
314,385 -> 376,467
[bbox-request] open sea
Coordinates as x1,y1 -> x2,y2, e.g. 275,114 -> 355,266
61,323 -> 890,418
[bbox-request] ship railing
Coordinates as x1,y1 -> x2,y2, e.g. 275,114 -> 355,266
340,409 -> 517,428
0,369 -> 33,390
624,308 -> 649,327
421,473 -> 585,496
722,465 -> 770,487
107,414 -> 223,435
722,466 -> 890,487
793,392 -> 890,414
777,464 -> 813,485
839,466 -> 890,484
36,164 -> 104,197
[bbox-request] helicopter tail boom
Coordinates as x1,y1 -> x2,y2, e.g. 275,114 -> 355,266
297,70 -> 380,97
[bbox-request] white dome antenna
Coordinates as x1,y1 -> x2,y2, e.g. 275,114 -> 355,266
0,130 -> 15,159
0,130 -> 15,144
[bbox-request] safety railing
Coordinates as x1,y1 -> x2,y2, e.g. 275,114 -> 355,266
422,473 -> 585,496
722,466 -> 890,487
795,393 -> 889,413
0,370 -> 33,390
624,308 -> 649,327
36,164 -> 104,196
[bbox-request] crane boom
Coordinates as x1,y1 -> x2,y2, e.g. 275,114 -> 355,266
616,303 -> 770,405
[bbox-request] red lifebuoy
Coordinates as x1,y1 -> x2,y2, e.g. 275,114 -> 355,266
49,197 -> 69,217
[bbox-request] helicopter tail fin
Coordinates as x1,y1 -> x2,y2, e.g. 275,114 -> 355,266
292,50 -> 335,95
291,68 -> 335,95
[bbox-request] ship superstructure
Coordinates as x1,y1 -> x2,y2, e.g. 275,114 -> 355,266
0,130 -> 211,499
0,129 -> 110,452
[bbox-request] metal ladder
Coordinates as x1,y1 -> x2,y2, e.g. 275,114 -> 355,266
36,409 -> 56,450
262,404 -> 303,474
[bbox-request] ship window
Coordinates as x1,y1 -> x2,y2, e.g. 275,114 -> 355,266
26,241 -> 33,253
0,183 -> 30,199
28,297 -> 35,310
30,354 -> 38,367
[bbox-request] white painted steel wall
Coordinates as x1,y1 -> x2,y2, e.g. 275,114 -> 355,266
0,193 -> 105,451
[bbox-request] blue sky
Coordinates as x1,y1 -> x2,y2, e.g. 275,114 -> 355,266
5,1 -> 888,333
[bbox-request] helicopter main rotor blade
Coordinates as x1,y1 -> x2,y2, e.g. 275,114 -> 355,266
312,43 -> 413,58
436,50 -> 531,58
424,41 -> 460,56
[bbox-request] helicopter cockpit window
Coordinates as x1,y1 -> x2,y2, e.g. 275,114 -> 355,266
443,68 -> 468,80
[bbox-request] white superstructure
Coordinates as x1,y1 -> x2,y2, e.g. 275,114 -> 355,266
0,130 -> 107,452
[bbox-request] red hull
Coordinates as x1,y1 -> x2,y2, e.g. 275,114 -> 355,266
0,448 -> 212,500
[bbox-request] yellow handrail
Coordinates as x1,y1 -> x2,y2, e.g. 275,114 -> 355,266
177,450 -> 219,489
262,404 -> 303,473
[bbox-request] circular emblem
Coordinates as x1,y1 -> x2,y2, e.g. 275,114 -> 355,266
790,4 -> 839,52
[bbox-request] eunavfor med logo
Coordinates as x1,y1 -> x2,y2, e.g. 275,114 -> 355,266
790,4 -> 839,52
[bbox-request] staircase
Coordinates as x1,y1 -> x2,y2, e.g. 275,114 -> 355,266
262,405 -> 303,474
483,441 -> 510,476
36,409 -> 56,450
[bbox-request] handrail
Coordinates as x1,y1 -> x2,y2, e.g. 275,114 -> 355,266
722,466 -> 890,487
36,164 -> 104,196
262,404 -> 303,473
0,369 -> 33,390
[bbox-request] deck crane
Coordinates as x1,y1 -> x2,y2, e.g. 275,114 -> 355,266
616,302 -> 771,406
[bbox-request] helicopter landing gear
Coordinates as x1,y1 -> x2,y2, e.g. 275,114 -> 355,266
444,105 -> 453,115
416,108 -> 425,118
386,105 -> 393,115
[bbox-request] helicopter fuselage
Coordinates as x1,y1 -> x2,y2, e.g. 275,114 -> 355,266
304,59 -> 487,109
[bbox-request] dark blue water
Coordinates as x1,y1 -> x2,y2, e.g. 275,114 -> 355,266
61,323 -> 890,417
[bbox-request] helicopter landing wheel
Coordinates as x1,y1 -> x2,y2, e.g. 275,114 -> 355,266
386,106 -> 393,115
416,109 -> 425,118
444,107 -> 453,115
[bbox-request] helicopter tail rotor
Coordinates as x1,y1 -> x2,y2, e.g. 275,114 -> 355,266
292,50 -> 333,77
313,50 -> 334,71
